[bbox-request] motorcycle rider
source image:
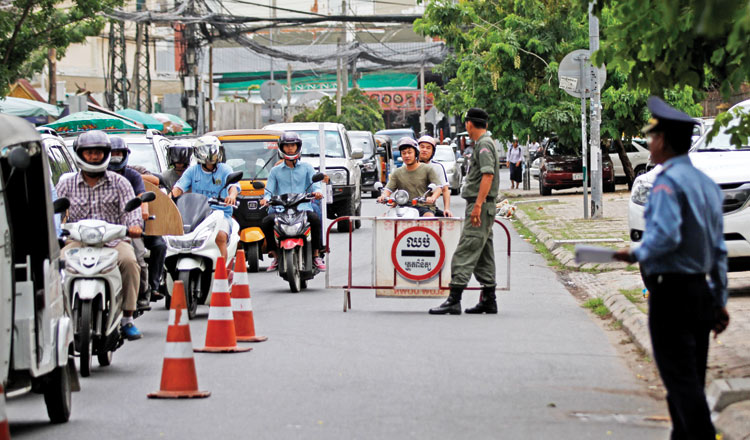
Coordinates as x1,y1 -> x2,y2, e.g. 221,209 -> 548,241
161,140 -> 193,189
56,130 -> 143,340
260,131 -> 326,272
417,135 -> 452,217
170,135 -> 240,263
377,137 -> 442,217
108,135 -> 167,310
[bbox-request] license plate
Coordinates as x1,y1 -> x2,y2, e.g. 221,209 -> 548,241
573,173 -> 584,180
247,200 -> 258,209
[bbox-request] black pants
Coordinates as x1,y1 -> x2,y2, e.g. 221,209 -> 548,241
143,235 -> 166,292
261,211 -> 323,255
643,273 -> 716,440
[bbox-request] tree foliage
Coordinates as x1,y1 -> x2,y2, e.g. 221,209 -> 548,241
0,0 -> 123,97
292,88 -> 385,132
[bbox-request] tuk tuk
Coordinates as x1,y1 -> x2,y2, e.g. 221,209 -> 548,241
0,114 -> 79,424
373,134 -> 393,185
208,129 -> 282,272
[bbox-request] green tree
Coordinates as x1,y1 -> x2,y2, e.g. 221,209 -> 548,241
293,88 -> 385,132
0,0 -> 123,97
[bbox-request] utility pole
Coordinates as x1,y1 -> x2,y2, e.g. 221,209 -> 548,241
269,0 -> 276,122
208,44 -> 214,131
336,37 -> 342,116
132,22 -> 152,112
286,63 -> 292,122
589,2 -> 603,218
106,20 -> 128,110
47,48 -> 57,105
419,63 -> 425,134
181,0 -> 201,133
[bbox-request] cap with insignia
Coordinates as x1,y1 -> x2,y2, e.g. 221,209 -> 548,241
642,96 -> 698,134
464,107 -> 489,124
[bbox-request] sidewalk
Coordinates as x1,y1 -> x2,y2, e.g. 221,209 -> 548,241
501,183 -> 750,439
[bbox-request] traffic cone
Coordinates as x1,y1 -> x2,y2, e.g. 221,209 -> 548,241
148,281 -> 210,399
232,250 -> 268,343
0,384 -> 10,440
194,257 -> 252,353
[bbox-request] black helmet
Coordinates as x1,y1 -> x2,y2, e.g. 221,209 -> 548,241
73,130 -> 111,173
167,140 -> 194,167
279,131 -> 303,161
107,135 -> 130,171
397,137 -> 419,157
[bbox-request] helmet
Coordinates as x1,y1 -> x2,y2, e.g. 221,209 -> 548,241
417,135 -> 437,160
278,131 -> 303,161
443,137 -> 452,144
194,135 -> 222,165
167,140 -> 193,167
107,135 -> 130,171
73,130 -> 111,173
397,137 -> 419,157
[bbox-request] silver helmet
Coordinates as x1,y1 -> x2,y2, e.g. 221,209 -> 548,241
73,130 -> 111,173
194,135 -> 222,165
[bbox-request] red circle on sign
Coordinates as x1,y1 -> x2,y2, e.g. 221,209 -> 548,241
391,226 -> 445,282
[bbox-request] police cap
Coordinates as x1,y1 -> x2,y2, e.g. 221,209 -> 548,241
464,107 -> 488,124
642,96 -> 697,134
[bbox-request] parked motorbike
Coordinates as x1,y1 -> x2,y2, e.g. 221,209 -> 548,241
163,171 -> 243,318
268,173 -> 325,293
61,192 -> 155,377
374,182 -> 437,218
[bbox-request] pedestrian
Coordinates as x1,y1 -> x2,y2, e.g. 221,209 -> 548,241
507,138 -> 522,189
430,108 -> 500,315
614,96 -> 730,439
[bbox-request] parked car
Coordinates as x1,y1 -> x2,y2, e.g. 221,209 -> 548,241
38,127 -> 77,184
538,136 -> 615,195
264,122 -> 363,232
348,130 -> 382,198
606,139 -> 651,182
374,128 -> 416,168
692,117 -> 715,145
530,157 -> 541,180
629,99 -> 750,270
433,144 -> 462,195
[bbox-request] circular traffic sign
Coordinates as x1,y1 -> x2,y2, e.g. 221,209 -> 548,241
558,49 -> 606,99
391,227 -> 445,282
260,80 -> 284,103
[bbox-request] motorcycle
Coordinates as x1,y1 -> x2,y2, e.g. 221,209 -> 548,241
234,158 -> 272,273
163,171 -> 243,318
61,192 -> 155,377
374,182 -> 437,218
268,173 -> 325,293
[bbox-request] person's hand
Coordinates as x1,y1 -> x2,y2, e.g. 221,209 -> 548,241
128,225 -> 142,238
377,195 -> 386,204
142,211 -> 149,221
613,248 -> 636,263
224,193 -> 237,206
713,307 -> 730,338
260,198 -> 268,207
443,209 -> 453,218
470,203 -> 482,227
312,192 -> 323,200
425,196 -> 437,205
516,161 -> 521,167
506,161 -> 510,168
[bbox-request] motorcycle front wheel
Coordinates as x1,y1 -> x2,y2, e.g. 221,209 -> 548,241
78,301 -> 94,377
245,242 -> 260,273
178,270 -> 201,319
284,248 -> 301,293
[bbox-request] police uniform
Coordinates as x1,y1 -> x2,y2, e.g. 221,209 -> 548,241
630,97 -> 727,439
430,108 -> 500,315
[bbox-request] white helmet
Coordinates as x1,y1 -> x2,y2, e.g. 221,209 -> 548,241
194,135 -> 222,165
73,130 -> 111,173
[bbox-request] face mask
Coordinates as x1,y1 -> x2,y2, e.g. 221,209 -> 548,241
110,156 -> 124,165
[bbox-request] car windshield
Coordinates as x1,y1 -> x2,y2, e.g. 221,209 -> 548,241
434,147 -> 455,162
222,140 -> 279,179
376,131 -> 414,145
296,130 -> 345,158
127,142 -> 161,173
349,134 -> 374,155
692,120 -> 750,151
546,141 -> 579,157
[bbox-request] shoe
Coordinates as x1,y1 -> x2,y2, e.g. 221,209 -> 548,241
120,323 -> 143,340
137,298 -> 151,311
314,257 -> 326,271
150,290 -> 164,302
266,259 -> 279,272
466,287 -> 498,314
429,287 -> 463,315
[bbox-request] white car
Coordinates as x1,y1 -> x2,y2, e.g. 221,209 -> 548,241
530,157 -> 541,180
432,145 -> 462,195
607,139 -> 651,181
628,100 -> 750,270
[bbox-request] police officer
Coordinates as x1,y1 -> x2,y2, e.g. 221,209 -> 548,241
614,96 -> 730,439
430,108 -> 500,315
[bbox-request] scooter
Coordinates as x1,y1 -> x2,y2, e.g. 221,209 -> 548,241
235,159 -> 272,273
374,182 -> 436,218
268,173 -> 325,293
61,192 -> 155,377
163,171 -> 244,318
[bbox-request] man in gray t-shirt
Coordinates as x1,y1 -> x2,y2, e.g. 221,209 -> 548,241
378,138 -> 442,216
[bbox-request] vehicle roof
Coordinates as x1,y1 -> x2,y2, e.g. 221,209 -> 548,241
348,130 -> 373,136
264,122 -> 344,130
207,129 -> 284,139
375,128 -> 415,135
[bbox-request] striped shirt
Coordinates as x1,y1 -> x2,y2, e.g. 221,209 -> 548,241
56,171 -> 141,247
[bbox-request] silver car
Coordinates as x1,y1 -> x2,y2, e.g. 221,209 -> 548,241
433,145 -> 462,195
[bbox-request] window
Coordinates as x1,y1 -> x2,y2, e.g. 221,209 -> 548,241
222,140 -> 279,179
126,142 -> 162,173
297,130 -> 345,158
45,144 -> 73,185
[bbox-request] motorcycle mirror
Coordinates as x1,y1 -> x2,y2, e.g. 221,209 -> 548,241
252,180 -> 265,189
124,197 -> 143,212
53,197 -> 70,214
140,191 -> 156,203
396,157 -> 403,163
224,171 -> 243,187
373,182 -> 383,191
8,146 -> 30,171
312,172 -> 325,183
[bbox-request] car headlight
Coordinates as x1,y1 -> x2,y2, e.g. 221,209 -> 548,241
329,170 -> 348,185
393,190 -> 410,206
722,183 -> 750,214
80,226 -> 104,245
363,161 -> 377,172
631,179 -> 652,206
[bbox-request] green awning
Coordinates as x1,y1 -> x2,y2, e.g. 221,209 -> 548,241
218,72 -> 417,92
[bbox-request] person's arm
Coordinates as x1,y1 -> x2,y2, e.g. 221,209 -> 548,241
470,174 -> 494,227
118,180 -> 143,238
260,167 -> 276,206
171,166 -> 192,198
710,189 -> 730,336
424,166 -> 441,204
378,171 -> 397,202
442,186 -> 452,217
142,174 -> 159,185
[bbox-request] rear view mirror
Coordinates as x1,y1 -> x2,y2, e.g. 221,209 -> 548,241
8,147 -> 30,170
124,197 -> 143,212
252,181 -> 265,189
140,191 -> 156,203
53,197 -> 70,214
351,148 -> 364,160
225,171 -> 243,186
312,172 -> 325,183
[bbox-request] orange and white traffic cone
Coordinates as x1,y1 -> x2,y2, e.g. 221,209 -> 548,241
232,250 -> 268,343
0,384 -> 10,440
148,281 -> 210,399
194,257 -> 252,353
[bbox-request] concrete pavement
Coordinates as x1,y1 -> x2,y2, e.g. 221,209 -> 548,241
502,180 -> 750,439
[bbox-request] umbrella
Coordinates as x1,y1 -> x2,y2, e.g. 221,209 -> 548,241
116,108 -> 164,130
0,96 -> 63,118
43,111 -> 141,133
151,112 -> 193,134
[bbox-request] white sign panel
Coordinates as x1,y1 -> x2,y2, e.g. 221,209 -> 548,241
559,76 -> 578,92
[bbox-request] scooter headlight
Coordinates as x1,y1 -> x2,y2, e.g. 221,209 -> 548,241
393,190 -> 410,206
280,223 -> 302,236
80,226 -> 104,245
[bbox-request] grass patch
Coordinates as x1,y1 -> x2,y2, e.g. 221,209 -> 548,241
619,288 -> 648,313
517,204 -> 552,221
583,298 -> 611,317
624,264 -> 640,272
514,221 -> 562,270
610,320 -> 623,330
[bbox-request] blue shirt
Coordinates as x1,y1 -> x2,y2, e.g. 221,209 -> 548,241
633,155 -> 728,306
115,167 -> 146,196
264,162 -> 321,213
175,163 -> 239,218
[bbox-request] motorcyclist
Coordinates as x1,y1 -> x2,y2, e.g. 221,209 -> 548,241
377,137 -> 442,217
109,135 -> 167,310
260,131 -> 326,272
170,135 -> 240,263
418,135 -> 452,217
56,130 -> 143,340
161,140 -> 193,189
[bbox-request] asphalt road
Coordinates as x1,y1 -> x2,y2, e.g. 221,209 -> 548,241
7,186 -> 668,439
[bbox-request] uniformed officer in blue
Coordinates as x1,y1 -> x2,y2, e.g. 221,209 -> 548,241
614,96 -> 730,439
